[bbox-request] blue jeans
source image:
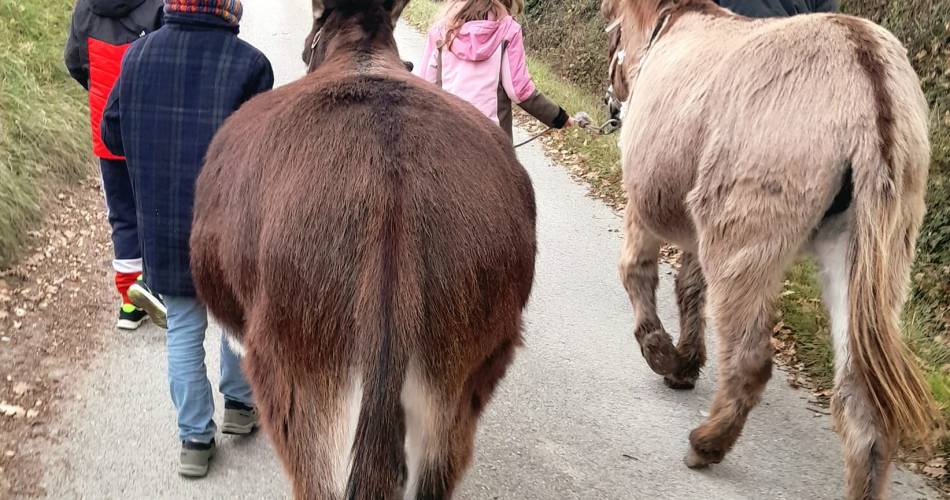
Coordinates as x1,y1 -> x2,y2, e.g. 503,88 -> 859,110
164,296 -> 253,443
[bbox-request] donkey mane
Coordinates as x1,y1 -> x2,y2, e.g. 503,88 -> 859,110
624,0 -> 718,27
613,0 -> 735,51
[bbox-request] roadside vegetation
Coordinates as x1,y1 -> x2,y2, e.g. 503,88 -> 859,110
405,0 -> 950,451
0,0 -> 89,268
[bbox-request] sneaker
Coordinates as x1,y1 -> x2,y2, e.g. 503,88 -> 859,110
179,438 -> 216,478
222,400 -> 258,435
128,276 -> 167,329
116,304 -> 148,330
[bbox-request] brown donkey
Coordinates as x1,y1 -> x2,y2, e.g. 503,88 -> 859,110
190,0 -> 537,497
602,0 -> 938,497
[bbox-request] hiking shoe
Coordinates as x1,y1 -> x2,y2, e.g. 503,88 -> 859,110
179,439 -> 216,478
116,304 -> 148,330
222,400 -> 258,435
128,276 -> 166,329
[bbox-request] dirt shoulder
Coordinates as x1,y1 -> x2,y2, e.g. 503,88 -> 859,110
0,173 -> 114,497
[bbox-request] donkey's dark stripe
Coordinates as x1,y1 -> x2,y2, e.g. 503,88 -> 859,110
346,76 -> 411,500
832,16 -> 897,183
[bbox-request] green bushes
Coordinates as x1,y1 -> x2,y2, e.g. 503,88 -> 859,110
522,0 -> 610,95
0,0 -> 90,267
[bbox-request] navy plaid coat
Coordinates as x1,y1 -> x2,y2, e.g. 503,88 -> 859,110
101,12 -> 273,297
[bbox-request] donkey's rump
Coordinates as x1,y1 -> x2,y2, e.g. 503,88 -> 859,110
689,13 -> 925,244
192,67 -> 536,498
624,12 -> 909,248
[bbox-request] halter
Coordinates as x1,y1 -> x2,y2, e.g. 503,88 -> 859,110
306,24 -> 414,74
637,10 -> 673,81
605,17 -> 626,111
605,9 -> 673,122
307,28 -> 323,73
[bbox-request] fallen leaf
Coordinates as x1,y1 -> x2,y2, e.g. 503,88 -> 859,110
11,382 -> 31,396
926,457 -> 947,468
0,403 -> 26,418
922,466 -> 946,478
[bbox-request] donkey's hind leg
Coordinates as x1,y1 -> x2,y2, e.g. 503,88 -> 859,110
245,338 -> 358,500
685,248 -> 783,468
405,339 -> 518,499
619,203 -> 680,376
814,221 -> 896,500
665,252 -> 707,390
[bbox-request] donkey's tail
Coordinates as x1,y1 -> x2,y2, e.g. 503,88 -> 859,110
848,141 -> 938,449
344,322 -> 409,500
344,188 -> 414,500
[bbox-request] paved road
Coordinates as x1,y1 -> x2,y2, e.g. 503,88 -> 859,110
39,1 -> 937,499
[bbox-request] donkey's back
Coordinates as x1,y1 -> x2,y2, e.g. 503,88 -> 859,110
192,61 -> 536,498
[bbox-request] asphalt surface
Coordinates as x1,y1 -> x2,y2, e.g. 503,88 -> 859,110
38,1 -> 938,498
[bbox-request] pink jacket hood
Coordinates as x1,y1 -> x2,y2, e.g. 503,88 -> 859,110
440,16 -> 520,62
418,13 -> 565,135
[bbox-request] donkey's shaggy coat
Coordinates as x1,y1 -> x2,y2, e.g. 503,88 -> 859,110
191,1 -> 536,498
603,0 -> 938,497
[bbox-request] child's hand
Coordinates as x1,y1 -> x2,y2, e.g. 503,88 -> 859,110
564,117 -> 575,128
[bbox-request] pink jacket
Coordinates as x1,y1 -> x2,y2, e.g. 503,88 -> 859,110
417,15 -> 567,137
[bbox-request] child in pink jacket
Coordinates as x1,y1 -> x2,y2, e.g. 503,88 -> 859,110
417,0 -> 572,139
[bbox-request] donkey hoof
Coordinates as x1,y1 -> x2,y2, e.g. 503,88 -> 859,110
685,429 -> 726,469
664,362 -> 702,390
684,443 -> 725,469
637,329 -> 679,375
664,374 -> 696,390
684,447 -> 711,469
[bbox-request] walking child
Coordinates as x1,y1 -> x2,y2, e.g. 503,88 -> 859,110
65,0 -> 167,330
100,0 -> 274,478
417,0 -> 574,139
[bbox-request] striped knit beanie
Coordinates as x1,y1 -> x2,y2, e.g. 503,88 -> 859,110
164,0 -> 243,25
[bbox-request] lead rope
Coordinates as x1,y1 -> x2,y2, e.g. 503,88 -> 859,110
513,112 -> 621,149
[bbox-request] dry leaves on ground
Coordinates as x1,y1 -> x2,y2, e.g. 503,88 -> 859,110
0,176 -> 114,497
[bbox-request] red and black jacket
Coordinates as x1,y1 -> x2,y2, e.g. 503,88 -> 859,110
65,0 -> 163,159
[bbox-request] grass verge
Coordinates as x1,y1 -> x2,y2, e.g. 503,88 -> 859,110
0,0 -> 90,268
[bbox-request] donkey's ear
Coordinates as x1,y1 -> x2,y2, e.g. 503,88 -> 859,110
385,0 -> 409,24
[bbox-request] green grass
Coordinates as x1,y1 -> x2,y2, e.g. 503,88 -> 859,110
779,260 -> 835,389
403,0 -> 442,26
0,0 -> 90,268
